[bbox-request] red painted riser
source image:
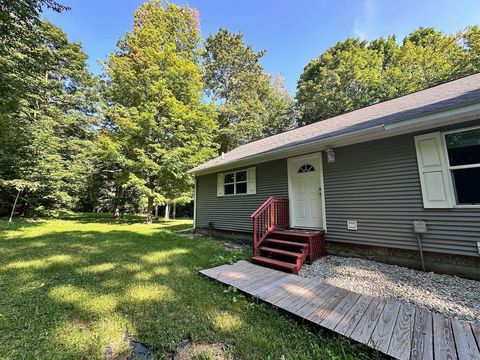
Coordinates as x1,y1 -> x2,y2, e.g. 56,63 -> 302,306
251,197 -> 326,274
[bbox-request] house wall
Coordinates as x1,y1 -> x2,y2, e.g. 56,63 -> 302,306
196,159 -> 288,233
323,133 -> 480,258
195,126 -> 480,259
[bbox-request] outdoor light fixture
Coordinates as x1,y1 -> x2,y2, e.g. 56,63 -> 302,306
326,148 -> 335,163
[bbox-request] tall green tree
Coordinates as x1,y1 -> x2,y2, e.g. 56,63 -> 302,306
103,1 -> 217,222
0,20 -> 98,215
203,29 -> 295,152
296,26 -> 480,126
0,0 -> 68,49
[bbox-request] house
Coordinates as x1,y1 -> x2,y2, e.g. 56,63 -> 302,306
189,73 -> 480,279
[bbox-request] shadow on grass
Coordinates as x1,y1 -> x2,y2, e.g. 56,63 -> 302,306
0,219 -> 377,360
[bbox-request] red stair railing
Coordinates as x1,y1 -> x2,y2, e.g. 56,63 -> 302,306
251,197 -> 289,256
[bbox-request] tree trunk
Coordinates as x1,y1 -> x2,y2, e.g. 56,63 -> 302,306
145,196 -> 154,223
112,186 -> 121,219
164,203 -> 170,220
9,189 -> 21,222
154,205 -> 158,219
172,203 -> 176,219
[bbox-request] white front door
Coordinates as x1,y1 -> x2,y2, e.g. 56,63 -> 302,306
287,154 -> 324,229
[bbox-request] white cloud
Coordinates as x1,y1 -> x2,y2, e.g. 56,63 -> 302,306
353,0 -> 377,39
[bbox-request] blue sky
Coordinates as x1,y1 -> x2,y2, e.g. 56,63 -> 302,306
45,0 -> 480,94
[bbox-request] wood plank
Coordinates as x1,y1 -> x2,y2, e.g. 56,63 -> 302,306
306,287 -> 350,324
350,297 -> 387,345
277,279 -> 326,310
320,291 -> 361,330
265,277 -> 314,305
388,302 -> 416,360
451,319 -> 480,360
472,324 -> 480,351
369,299 -> 401,353
258,278 -> 310,304
200,264 -> 231,277
410,307 -> 433,360
295,285 -> 339,318
252,274 -> 306,297
212,261 -> 253,282
223,264 -> 280,288
251,275 -> 300,302
334,295 -> 373,337
238,271 -> 291,293
433,313 -> 457,360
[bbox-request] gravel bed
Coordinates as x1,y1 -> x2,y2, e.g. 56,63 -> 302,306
299,256 -> 480,324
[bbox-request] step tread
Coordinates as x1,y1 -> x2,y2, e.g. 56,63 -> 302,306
264,238 -> 309,248
259,246 -> 304,258
271,229 -> 323,237
251,256 -> 297,270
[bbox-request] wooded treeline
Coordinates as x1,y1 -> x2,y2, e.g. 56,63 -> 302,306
1,0 -> 479,220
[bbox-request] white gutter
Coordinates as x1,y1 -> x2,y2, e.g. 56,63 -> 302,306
193,176 -> 197,229
384,102 -> 480,130
191,102 -> 480,176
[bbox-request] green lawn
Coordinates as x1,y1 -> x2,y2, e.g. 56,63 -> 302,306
0,215 -> 376,359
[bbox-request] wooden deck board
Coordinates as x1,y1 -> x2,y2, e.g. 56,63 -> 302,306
200,261 -> 478,360
451,319 -> 480,360
388,302 -> 416,360
410,307 -> 433,360
320,291 -> 361,330
350,297 -> 387,344
334,294 -> 373,337
433,313 -> 457,360
370,299 -> 401,353
471,323 -> 480,351
306,287 -> 350,324
295,285 -> 339,318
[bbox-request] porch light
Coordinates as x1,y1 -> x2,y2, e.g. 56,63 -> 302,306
326,148 -> 335,163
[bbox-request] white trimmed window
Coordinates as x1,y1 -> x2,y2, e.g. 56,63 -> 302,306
414,125 -> 480,208
217,168 -> 256,196
444,127 -> 480,206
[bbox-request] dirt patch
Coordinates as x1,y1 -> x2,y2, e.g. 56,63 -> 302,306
171,342 -> 232,360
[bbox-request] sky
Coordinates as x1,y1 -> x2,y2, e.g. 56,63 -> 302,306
45,0 -> 480,94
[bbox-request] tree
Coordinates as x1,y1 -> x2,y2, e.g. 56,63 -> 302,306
203,29 -> 295,152
296,38 -> 383,126
0,20 -> 98,215
103,1 -> 218,223
296,26 -> 480,126
0,180 -> 39,221
0,0 -> 69,49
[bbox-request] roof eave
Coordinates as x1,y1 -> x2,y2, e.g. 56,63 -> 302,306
189,101 -> 480,176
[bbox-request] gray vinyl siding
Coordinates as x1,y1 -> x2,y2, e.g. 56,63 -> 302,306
196,159 -> 288,233
195,128 -> 480,258
324,133 -> 480,257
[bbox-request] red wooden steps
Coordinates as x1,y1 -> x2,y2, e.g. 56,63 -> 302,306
251,228 -> 325,274
251,256 -> 298,272
264,238 -> 309,249
259,246 -> 306,258
270,230 -> 316,242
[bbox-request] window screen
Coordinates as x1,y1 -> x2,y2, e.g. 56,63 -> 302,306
445,128 -> 480,205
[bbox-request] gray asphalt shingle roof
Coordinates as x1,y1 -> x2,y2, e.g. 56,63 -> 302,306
190,73 -> 480,174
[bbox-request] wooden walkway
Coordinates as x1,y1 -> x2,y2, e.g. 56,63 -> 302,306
200,260 -> 480,360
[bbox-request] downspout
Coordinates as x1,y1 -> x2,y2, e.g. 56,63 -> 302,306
193,175 -> 197,230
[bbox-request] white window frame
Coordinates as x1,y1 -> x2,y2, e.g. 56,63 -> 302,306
217,168 -> 256,197
223,169 -> 248,196
442,124 -> 480,208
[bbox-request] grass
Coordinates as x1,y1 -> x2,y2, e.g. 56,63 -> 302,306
0,214 -> 378,359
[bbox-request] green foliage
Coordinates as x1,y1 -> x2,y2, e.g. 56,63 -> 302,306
296,26 -> 480,126
0,0 -> 69,51
103,1 -> 218,221
0,19 -> 98,215
0,216 -> 375,359
203,29 -> 295,152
